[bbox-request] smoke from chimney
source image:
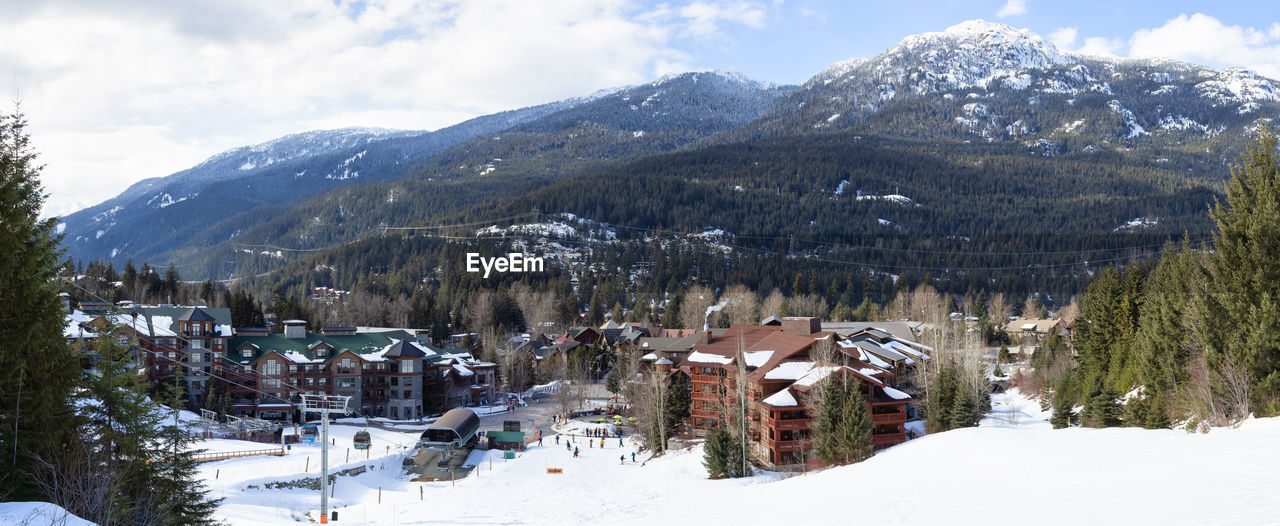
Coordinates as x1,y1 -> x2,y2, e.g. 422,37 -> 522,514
703,297 -> 738,332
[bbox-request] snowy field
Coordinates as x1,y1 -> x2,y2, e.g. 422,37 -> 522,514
192,390 -> 1280,525
9,390 -> 1280,525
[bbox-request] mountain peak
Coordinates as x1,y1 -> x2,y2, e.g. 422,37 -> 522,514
941,19 -> 1024,38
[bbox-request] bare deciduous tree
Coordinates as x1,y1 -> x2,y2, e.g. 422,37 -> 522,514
681,285 -> 716,330
759,289 -> 786,319
720,285 -> 759,326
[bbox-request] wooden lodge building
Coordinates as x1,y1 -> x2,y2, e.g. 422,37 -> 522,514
680,317 -> 916,469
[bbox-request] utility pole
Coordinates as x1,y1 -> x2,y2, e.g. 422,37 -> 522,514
301,393 -> 350,524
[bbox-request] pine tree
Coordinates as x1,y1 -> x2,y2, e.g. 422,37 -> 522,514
665,375 -> 691,434
1051,395 -> 1073,429
0,109 -> 82,500
949,388 -> 978,429
88,323 -> 221,524
840,381 -> 874,463
814,379 -> 847,464
702,426 -> 731,479
1200,124 -> 1280,416
815,376 -> 873,465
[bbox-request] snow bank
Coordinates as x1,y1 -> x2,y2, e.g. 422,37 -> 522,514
0,502 -> 96,526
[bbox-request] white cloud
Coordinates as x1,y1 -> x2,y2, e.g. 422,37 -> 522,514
996,0 -> 1027,18
1077,37 -> 1124,58
1046,26 -> 1120,58
1048,27 -> 1077,49
1,0 -> 767,216
678,1 -> 768,39
1128,13 -> 1280,78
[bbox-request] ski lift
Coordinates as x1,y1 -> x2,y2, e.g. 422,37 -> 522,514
300,425 -> 319,443
353,430 -> 371,450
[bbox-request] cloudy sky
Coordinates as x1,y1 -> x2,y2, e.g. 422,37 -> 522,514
3,0 -> 1278,217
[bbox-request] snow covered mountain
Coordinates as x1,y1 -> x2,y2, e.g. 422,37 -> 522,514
58,100 -> 576,264
60,20 -> 1280,273
748,19 -> 1279,154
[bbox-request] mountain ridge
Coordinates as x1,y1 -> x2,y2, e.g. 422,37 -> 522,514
58,20 -> 1280,278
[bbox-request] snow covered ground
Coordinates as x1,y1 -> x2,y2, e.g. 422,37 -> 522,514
0,502 -> 95,526
187,391 -> 1280,525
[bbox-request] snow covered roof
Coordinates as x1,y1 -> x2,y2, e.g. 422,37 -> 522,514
686,351 -> 733,365
282,350 -> 323,364
882,386 -> 911,400
641,352 -> 658,361
744,350 -> 775,368
453,363 -> 474,376
148,315 -> 177,337
63,323 -> 95,338
885,340 -> 931,361
793,365 -> 840,388
762,388 -> 798,407
763,361 -> 816,381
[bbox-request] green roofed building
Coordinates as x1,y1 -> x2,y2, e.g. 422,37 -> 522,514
225,325 -> 439,420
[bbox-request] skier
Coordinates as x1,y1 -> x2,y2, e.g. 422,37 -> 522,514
619,455 -> 625,465
619,438 -> 623,447
555,435 -> 560,445
574,447 -> 579,458
566,441 -> 571,451
631,451 -> 636,462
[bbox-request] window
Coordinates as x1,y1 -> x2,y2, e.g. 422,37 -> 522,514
403,390 -> 411,399
289,365 -> 298,372
339,378 -> 355,388
190,353 -> 203,363
241,348 -> 253,359
305,378 -> 314,385
191,339 -> 204,349
401,360 -> 414,374
341,358 -> 353,368
377,363 -> 387,370
319,378 -> 327,385
315,348 -> 327,357
263,360 -> 281,375
305,365 -> 315,372
403,378 -> 412,387
264,378 -> 281,388
289,378 -> 298,386
390,377 -> 398,386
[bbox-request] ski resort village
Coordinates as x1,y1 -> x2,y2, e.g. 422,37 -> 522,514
6,3 -> 1280,525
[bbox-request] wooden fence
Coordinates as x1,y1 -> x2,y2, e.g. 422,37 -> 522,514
191,448 -> 286,463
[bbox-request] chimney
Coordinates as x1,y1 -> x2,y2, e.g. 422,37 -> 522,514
781,316 -> 822,336
59,292 -> 71,313
655,357 -> 673,373
700,330 -> 712,345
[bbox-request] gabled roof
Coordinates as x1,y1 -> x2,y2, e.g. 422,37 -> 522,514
178,307 -> 217,322
383,339 -> 433,359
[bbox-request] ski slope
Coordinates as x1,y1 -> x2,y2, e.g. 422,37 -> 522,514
187,391 -> 1280,525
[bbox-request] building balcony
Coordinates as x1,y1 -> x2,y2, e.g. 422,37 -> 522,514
872,412 -> 908,425
764,438 -> 808,453
691,392 -> 719,402
772,417 -> 812,431
691,409 -> 721,420
872,432 -> 907,448
690,374 -> 721,384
